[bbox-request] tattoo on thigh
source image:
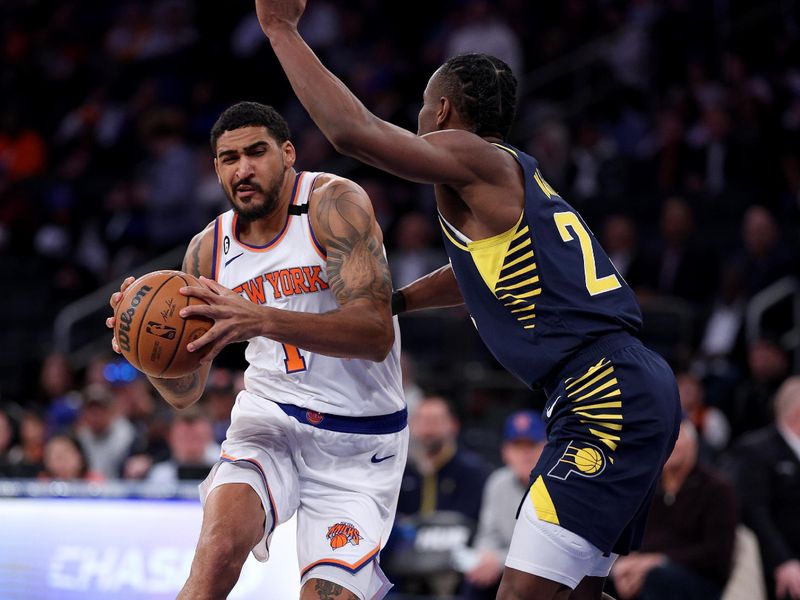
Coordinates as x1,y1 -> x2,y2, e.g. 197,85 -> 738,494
314,579 -> 357,600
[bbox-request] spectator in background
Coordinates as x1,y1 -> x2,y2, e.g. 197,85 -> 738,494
0,109 -> 47,182
203,368 -> 236,445
463,410 -> 547,599
147,407 -> 219,483
40,433 -> 103,482
4,410 -> 46,478
729,338 -> 790,438
602,214 -> 639,278
677,372 -> 730,454
608,420 -> 737,600
389,212 -> 447,289
0,408 -> 19,475
729,377 -> 800,600
38,353 -> 82,433
728,206 -> 795,299
76,384 -> 135,479
397,395 -> 491,522
626,197 -> 717,306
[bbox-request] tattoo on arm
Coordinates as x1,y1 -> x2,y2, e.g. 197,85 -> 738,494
182,236 -> 201,277
316,184 -> 392,307
153,372 -> 200,397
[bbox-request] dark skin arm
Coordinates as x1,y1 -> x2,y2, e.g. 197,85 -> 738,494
106,222 -> 215,409
180,176 -> 394,362
398,264 -> 464,312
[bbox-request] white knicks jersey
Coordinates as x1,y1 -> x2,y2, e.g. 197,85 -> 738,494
210,171 -> 404,417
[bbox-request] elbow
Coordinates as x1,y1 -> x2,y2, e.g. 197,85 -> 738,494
329,132 -> 359,158
366,323 -> 395,362
163,392 -> 201,410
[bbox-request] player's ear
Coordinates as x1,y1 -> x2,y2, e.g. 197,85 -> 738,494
281,141 -> 296,169
213,157 -> 221,184
435,96 -> 451,128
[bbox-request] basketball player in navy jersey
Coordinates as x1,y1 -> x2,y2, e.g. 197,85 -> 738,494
255,2 -> 682,599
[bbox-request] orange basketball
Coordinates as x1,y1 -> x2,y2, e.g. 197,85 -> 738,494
330,533 -> 348,549
114,270 -> 212,378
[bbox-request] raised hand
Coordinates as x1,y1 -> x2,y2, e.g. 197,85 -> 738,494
255,0 -> 307,36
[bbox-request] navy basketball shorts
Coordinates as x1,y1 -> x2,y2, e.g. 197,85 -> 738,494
527,334 -> 681,557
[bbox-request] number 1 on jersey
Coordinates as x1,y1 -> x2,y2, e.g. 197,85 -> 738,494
282,343 -> 307,373
554,212 -> 621,296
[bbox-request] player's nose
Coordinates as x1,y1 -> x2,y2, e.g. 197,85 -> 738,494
236,158 -> 256,180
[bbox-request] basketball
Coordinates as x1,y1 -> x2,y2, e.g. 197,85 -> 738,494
329,534 -> 348,549
114,270 -> 213,378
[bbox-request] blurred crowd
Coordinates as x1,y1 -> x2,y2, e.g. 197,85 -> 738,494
2,0 -> 800,598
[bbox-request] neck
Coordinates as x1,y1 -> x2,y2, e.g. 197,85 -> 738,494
236,169 -> 297,246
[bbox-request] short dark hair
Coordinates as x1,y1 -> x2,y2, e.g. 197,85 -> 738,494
210,101 -> 291,152
439,53 -> 518,139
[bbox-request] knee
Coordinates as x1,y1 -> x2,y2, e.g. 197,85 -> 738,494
195,525 -> 252,576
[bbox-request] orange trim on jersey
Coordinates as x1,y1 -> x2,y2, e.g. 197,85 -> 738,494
220,452 -> 280,528
212,216 -> 223,280
300,544 -> 381,578
232,172 -> 305,252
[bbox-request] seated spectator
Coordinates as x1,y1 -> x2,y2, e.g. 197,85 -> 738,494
463,410 -> 547,599
0,407 -> 19,475
607,420 -> 737,600
203,368 -> 236,446
397,394 -> 491,521
4,410 -> 46,478
40,433 -> 103,482
147,407 -> 220,484
76,384 -> 135,479
729,376 -> 800,600
677,372 -> 730,454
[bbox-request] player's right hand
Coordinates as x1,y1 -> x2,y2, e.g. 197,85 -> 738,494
255,0 -> 307,36
106,276 -> 136,354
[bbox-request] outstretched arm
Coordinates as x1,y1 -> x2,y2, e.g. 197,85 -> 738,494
255,0 -> 479,186
180,179 -> 395,362
394,264 -> 464,314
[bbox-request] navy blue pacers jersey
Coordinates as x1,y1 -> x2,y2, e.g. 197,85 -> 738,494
438,142 -> 642,389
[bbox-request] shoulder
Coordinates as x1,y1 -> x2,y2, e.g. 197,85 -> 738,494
307,173 -> 382,246
183,219 -> 218,279
422,130 -> 515,182
308,173 -> 372,213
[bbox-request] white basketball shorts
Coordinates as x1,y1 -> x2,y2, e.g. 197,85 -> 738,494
199,390 -> 409,600
505,487 -> 618,589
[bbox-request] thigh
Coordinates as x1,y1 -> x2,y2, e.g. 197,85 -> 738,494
294,427 -> 408,600
536,345 -> 681,555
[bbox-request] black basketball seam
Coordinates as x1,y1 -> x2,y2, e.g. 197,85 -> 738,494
157,273 -> 192,377
134,273 -> 180,374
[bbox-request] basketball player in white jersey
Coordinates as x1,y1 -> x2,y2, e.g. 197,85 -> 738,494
105,102 -> 407,600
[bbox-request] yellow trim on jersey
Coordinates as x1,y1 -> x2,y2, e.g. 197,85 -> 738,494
493,142 -> 519,158
468,213 -> 524,292
530,475 -> 559,525
439,216 -> 469,251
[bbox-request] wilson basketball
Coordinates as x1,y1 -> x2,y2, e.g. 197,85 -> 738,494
114,270 -> 212,378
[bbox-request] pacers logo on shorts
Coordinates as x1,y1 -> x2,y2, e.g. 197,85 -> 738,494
327,522 -> 361,550
548,440 -> 607,481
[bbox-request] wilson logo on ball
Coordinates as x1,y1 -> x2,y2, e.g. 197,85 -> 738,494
117,285 -> 153,352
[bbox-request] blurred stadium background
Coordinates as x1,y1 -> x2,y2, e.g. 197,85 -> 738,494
1,0 -> 799,598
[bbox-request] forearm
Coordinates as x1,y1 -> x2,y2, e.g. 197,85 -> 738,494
263,302 -> 393,362
147,363 -> 210,409
397,264 -> 464,313
266,26 -> 375,153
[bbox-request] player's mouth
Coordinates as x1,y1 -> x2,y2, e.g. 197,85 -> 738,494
235,183 -> 260,200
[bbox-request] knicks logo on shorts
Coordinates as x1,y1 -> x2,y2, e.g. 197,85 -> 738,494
548,440 -> 607,481
327,522 -> 361,550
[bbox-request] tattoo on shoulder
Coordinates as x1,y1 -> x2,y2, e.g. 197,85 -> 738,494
315,183 -> 392,307
182,236 -> 202,277
156,372 -> 199,396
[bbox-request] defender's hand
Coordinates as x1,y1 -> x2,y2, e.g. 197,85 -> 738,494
179,276 -> 268,363
255,0 -> 307,36
106,276 -> 136,354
